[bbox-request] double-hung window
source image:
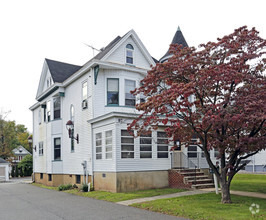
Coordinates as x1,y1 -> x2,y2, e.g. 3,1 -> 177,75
54,138 -> 61,160
82,81 -> 88,109
46,101 -> 51,122
125,80 -> 136,106
39,142 -> 43,156
126,44 -> 134,64
121,130 -> 134,158
188,139 -> 198,158
38,109 -> 42,124
96,133 -> 102,159
53,97 -> 61,119
140,133 -> 152,158
157,132 -> 169,158
107,79 -> 119,105
105,130 -> 112,159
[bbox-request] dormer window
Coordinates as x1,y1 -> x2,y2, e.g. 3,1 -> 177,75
126,44 -> 134,64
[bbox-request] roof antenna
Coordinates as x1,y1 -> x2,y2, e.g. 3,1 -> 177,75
83,43 -> 100,57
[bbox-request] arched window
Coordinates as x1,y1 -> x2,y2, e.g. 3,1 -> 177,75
126,44 -> 134,64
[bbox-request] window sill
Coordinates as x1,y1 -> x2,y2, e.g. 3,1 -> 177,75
52,160 -> 62,162
105,105 -> 135,108
125,63 -> 135,67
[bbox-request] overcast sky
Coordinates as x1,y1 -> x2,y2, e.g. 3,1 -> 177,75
0,0 -> 265,132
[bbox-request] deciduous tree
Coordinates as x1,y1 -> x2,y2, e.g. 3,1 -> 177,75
129,26 -> 266,203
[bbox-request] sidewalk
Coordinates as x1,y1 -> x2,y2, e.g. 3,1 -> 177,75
1,177 -> 32,184
201,188 -> 266,199
117,188 -> 266,206
117,190 -> 210,206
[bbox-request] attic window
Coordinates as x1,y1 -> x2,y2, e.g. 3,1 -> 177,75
126,44 -> 134,64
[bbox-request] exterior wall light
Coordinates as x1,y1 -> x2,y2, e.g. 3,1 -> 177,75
66,120 -> 79,144
27,135 -> 35,152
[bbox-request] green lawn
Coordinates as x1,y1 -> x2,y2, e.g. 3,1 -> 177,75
32,183 -> 186,202
230,174 -> 266,194
132,193 -> 266,220
66,188 -> 186,202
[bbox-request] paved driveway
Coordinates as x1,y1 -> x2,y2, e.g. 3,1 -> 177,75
0,183 -> 187,220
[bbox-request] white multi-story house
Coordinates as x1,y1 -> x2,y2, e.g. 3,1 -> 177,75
30,28 -> 265,192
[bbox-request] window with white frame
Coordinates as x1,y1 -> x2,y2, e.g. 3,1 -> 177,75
125,80 -> 136,106
188,139 -> 198,158
46,100 -> 51,122
82,81 -> 88,109
140,133 -> 152,158
38,109 -> 41,124
53,97 -> 61,119
157,131 -> 169,158
96,133 -> 102,159
105,130 -> 112,159
54,138 -> 61,160
107,79 -> 119,105
39,142 -> 43,156
126,44 -> 134,64
121,130 -> 134,158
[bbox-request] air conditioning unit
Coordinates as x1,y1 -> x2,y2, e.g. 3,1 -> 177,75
82,100 -> 88,109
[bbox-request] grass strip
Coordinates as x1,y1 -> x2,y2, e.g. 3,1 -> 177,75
131,192 -> 266,220
230,174 -> 266,194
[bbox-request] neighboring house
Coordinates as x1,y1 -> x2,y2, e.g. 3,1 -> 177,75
30,28 -> 265,192
12,146 -> 32,163
0,158 -> 9,182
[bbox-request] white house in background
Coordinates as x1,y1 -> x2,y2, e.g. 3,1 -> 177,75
12,145 -> 31,163
30,28 -> 265,192
0,158 -> 9,182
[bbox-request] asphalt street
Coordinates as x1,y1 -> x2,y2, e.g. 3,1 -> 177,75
0,183 -> 187,220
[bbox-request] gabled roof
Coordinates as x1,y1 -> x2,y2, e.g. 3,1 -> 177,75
93,36 -> 122,60
45,59 -> 82,83
12,146 -> 31,156
0,158 -> 8,163
160,26 -> 188,63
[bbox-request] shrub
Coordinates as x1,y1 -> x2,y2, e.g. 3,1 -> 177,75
82,184 -> 88,192
58,184 -> 73,191
73,184 -> 78,189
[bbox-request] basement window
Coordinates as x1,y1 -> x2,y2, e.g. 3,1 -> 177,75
76,175 -> 81,184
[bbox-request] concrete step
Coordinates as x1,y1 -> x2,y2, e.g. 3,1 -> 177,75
179,171 -> 205,176
172,168 -> 201,173
186,179 -> 213,185
184,175 -> 209,181
192,183 -> 215,189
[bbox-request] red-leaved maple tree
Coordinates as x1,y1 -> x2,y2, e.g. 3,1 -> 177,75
129,26 -> 266,203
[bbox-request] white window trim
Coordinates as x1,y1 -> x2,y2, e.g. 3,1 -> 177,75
125,43 -> 134,65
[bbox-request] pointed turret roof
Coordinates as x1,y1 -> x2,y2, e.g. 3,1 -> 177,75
159,26 -> 188,63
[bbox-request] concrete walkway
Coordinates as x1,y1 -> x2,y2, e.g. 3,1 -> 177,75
201,188 -> 266,199
117,189 -> 210,206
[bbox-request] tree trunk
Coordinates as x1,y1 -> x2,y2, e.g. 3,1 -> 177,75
220,182 -> 232,203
